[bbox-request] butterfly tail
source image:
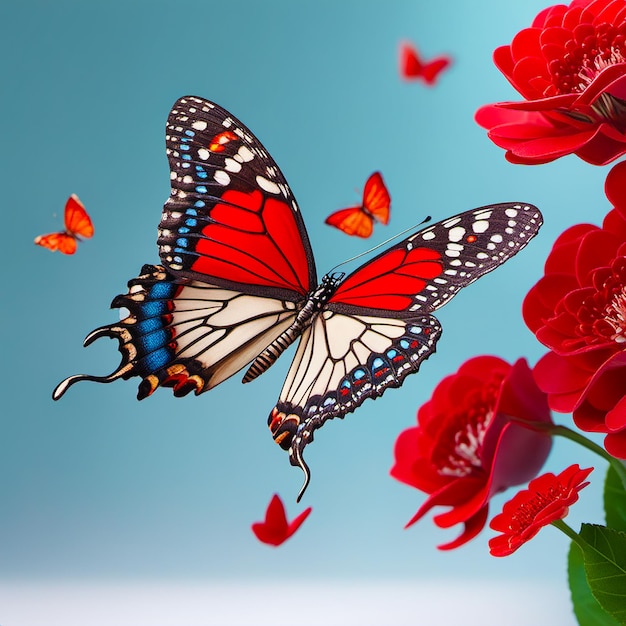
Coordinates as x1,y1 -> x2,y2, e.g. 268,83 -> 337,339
52,264 -> 201,401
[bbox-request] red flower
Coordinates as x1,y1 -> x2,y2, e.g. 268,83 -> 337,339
391,356 -> 553,550
251,494 -> 312,546
489,464 -> 593,557
523,161 -> 626,458
475,0 -> 626,165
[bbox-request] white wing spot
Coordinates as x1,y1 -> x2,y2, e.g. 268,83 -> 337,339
490,234 -> 503,243
198,148 -> 210,160
224,158 -> 242,173
472,220 -> 489,233
421,230 -> 436,241
448,226 -> 466,242
191,120 -> 207,131
237,146 -> 254,162
505,208 -> 519,218
256,175 -> 280,194
214,170 -> 231,186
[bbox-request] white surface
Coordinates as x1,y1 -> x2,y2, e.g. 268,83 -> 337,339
0,580 -> 575,626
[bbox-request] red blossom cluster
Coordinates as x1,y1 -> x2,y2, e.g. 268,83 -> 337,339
392,0 -> 626,557
524,161 -> 626,458
476,0 -> 626,165
391,356 -> 553,549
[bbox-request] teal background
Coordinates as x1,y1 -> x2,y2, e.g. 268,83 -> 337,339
0,1 -> 610,623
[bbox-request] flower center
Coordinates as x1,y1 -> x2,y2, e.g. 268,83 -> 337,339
577,257 -> 626,345
507,485 -> 564,533
548,23 -> 626,128
549,24 -> 626,95
432,378 -> 502,478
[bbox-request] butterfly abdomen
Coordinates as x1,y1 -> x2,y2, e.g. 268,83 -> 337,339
242,273 -> 344,383
242,297 -> 317,383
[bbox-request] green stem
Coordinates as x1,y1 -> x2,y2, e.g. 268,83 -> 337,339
552,518 -> 585,548
550,425 -> 626,490
511,418 -> 626,491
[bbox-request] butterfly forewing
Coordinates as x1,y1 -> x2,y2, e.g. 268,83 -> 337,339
64,194 -> 94,239
329,203 -> 543,315
159,96 -> 316,300
362,172 -> 390,224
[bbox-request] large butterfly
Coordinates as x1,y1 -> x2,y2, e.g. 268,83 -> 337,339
53,96 -> 543,500
35,194 -> 94,255
325,172 -> 390,238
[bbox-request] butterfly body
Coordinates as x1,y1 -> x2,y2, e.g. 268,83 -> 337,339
54,96 -> 543,500
243,272 -> 345,383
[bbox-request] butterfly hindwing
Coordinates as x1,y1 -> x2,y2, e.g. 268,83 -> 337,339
158,96 -> 316,299
269,310 -> 442,498
53,264 -> 300,400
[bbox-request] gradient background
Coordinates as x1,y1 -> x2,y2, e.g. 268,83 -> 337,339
0,1 -> 611,624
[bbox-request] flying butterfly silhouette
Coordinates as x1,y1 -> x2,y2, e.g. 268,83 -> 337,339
35,194 -> 94,254
400,41 -> 452,85
53,96 -> 542,500
325,172 -> 390,238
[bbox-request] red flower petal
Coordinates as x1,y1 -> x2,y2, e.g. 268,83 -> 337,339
605,161 -> 626,219
251,494 -> 312,546
437,506 -> 490,551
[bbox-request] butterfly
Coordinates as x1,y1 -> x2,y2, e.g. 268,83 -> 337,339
34,194 -> 94,254
53,96 -> 543,500
325,172 -> 390,238
399,41 -> 451,85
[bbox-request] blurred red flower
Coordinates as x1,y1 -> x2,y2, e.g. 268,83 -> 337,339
523,161 -> 626,458
391,356 -> 553,550
489,464 -> 593,557
475,0 -> 626,165
251,494 -> 312,547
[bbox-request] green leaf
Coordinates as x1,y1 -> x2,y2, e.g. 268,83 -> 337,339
605,465 -> 626,532
579,524 -> 626,624
568,541 -> 621,626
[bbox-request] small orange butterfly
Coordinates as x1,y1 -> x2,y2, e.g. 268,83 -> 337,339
399,41 -> 451,85
325,172 -> 390,238
34,194 -> 94,255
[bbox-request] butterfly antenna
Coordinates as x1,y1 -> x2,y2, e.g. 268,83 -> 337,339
327,215 -> 432,275
293,445 -> 311,503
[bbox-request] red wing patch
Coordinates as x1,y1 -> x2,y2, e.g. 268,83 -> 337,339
330,246 -> 443,310
191,189 -> 311,294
